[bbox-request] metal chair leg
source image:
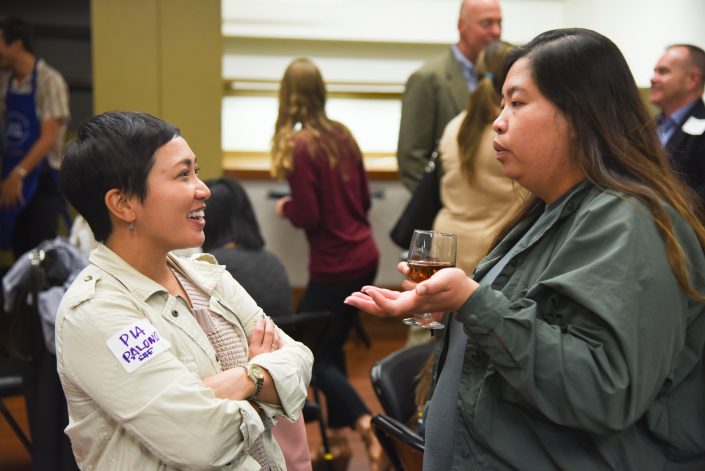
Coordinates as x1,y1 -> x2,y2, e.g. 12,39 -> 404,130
311,382 -> 334,471
0,399 -> 32,454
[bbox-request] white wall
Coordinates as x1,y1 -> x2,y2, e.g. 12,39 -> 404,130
222,0 -> 705,87
563,0 -> 705,86
244,180 -> 409,288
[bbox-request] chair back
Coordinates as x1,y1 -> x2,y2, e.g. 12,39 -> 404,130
273,311 -> 331,355
372,414 -> 424,471
369,343 -> 433,424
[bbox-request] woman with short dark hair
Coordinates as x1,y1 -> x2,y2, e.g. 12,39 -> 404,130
57,111 -> 313,470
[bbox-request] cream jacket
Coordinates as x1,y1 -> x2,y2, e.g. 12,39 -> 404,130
55,244 -> 313,470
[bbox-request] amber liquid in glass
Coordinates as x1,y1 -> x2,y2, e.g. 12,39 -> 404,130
407,260 -> 455,282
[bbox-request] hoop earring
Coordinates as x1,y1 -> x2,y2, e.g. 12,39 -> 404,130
128,221 -> 135,232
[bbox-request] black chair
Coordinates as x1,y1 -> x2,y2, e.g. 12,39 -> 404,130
0,344 -> 32,454
369,343 -> 434,424
274,311 -> 334,469
371,414 -> 424,471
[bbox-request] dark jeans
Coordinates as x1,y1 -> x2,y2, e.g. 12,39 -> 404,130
12,168 -> 64,260
298,268 -> 377,429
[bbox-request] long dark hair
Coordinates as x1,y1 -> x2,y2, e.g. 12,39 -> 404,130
494,28 -> 705,301
202,177 -> 265,252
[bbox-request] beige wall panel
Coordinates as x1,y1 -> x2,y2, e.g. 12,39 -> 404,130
91,0 -> 222,178
91,0 -> 160,114
160,0 -> 222,179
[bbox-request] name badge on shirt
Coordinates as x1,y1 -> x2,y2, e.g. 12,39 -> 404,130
106,319 -> 171,373
682,116 -> 705,136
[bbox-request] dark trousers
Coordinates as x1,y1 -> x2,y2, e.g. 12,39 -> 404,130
12,168 -> 64,260
298,268 -> 377,429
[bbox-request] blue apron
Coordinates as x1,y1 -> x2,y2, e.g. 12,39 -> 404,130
1,60 -> 46,250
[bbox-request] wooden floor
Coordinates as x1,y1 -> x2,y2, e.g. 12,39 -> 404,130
0,315 -> 409,471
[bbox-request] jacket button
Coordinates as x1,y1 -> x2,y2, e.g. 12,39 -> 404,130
467,314 -> 479,325
462,449 -> 471,459
171,310 -> 179,317
84,275 -> 92,281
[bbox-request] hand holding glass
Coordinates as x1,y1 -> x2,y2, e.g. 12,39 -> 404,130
403,230 -> 457,329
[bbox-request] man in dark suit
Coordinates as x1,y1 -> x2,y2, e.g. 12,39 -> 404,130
650,44 -> 705,201
396,0 -> 502,192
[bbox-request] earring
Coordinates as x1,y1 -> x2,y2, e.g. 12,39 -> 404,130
128,220 -> 135,232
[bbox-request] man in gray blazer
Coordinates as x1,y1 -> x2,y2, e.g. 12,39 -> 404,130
396,0 -> 502,192
650,44 -> 705,204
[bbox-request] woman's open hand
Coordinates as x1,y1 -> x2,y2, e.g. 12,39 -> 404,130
345,263 -> 478,317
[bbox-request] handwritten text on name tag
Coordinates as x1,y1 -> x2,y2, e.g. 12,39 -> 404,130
107,319 -> 171,373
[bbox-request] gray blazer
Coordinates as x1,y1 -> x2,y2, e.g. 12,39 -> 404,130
397,48 -> 469,192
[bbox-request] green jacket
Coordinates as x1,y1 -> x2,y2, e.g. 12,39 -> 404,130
433,182 -> 705,470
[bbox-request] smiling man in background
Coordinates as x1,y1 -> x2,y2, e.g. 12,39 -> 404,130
650,44 -> 705,203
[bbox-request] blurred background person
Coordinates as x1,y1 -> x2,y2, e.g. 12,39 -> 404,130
0,15 -> 69,261
203,177 -> 293,319
650,44 -> 705,204
347,28 -> 705,470
410,40 -> 527,418
272,58 -> 383,470
203,176 -> 311,471
433,39 -> 526,275
397,0 -> 502,192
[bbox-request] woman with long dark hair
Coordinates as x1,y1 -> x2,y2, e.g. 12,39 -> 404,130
347,29 -> 705,470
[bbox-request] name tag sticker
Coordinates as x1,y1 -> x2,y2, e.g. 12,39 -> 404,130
106,319 -> 171,373
682,116 -> 705,136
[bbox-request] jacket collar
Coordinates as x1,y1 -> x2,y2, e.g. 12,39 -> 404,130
89,244 -> 225,302
666,99 -> 705,151
474,180 -> 593,280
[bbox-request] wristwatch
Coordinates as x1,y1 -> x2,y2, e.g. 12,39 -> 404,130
243,364 -> 264,401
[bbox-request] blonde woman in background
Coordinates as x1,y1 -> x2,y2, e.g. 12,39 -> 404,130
408,41 -> 524,347
411,40 -> 527,423
434,40 -> 527,274
272,58 -> 383,470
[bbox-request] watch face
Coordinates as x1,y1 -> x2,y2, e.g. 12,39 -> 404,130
247,364 -> 264,400
251,365 -> 264,382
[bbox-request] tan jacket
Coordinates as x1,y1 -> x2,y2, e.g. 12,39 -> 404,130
433,113 -> 526,273
56,244 -> 313,470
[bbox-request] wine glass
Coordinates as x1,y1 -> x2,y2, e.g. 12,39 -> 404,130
402,230 -> 457,329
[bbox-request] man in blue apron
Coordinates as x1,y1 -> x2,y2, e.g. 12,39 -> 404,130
0,16 -> 70,261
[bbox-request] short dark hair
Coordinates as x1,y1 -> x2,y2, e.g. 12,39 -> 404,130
0,16 -> 34,53
60,111 -> 180,242
202,177 -> 265,252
